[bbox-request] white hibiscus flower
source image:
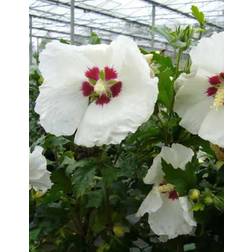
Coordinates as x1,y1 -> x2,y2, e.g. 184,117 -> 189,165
35,36 -> 158,147
174,32 -> 224,147
29,146 -> 53,193
136,143 -> 196,240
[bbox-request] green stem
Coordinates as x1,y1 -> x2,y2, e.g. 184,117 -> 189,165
99,146 -> 113,231
156,112 -> 169,145
113,142 -> 123,165
175,48 -> 183,78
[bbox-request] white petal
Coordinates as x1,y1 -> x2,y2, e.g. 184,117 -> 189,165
35,83 -> 88,136
136,186 -> 163,217
109,36 -> 152,81
174,73 -> 213,135
148,196 -> 196,239
199,107 -> 224,147
143,150 -> 164,185
78,43 -> 110,69
190,32 -> 223,74
74,78 -> 157,147
144,144 -> 194,185
29,146 -> 53,192
74,37 -> 158,147
168,144 -> 194,169
29,146 -> 46,180
39,41 -> 93,87
31,171 -> 53,193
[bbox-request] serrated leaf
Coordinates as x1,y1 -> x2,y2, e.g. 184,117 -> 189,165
191,5 -> 205,26
71,161 -> 97,198
161,156 -> 198,196
86,190 -> 103,208
101,166 -> 119,186
157,68 -> 174,111
153,26 -> 172,42
64,158 -> 88,176
51,169 -> 72,193
152,52 -> 174,73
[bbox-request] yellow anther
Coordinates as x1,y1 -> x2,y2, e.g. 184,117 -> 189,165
94,79 -> 107,94
144,54 -> 153,65
213,86 -> 224,109
158,184 -> 174,193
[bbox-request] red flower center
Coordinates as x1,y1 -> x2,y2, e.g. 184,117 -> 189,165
206,72 -> 224,97
81,66 -> 122,106
168,190 -> 179,200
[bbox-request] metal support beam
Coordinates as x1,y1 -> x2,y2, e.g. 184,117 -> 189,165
142,0 -> 223,30
29,16 -> 32,66
41,0 -> 150,28
70,0 -> 75,44
30,14 -> 169,47
151,5 -> 155,50
31,34 -> 170,53
32,26 -> 110,43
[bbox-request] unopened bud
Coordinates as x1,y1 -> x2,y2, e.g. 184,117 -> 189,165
189,189 -> 200,201
204,196 -> 214,205
113,224 -> 125,237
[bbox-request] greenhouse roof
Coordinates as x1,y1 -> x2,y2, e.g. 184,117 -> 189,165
29,0 -> 224,51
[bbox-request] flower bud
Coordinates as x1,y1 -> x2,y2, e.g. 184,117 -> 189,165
188,189 -> 200,201
204,196 -> 214,205
113,224 -> 125,237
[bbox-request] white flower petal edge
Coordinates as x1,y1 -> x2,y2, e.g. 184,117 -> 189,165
136,186 -> 163,216
136,144 -> 196,240
144,143 -> 194,184
190,32 -> 224,74
174,32 -> 224,147
148,196 -> 196,239
36,36 -> 158,147
35,83 -> 89,136
199,107 -> 224,147
29,146 -> 53,193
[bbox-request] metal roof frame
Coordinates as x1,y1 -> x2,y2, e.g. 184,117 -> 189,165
29,0 -> 224,62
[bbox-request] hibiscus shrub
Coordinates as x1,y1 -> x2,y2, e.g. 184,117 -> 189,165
30,6 -> 223,252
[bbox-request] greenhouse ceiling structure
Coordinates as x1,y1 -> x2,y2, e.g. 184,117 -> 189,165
29,0 -> 224,56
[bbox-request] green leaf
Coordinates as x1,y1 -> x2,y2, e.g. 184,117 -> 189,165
63,158 -> 89,176
59,38 -> 70,44
153,26 -> 172,42
191,5 -> 205,26
152,52 -> 174,73
51,169 -> 72,193
71,160 -> 97,198
184,243 -> 196,251
89,210 -> 107,234
29,228 -> 42,241
161,156 -> 198,196
192,202 -> 205,211
157,68 -> 174,111
86,190 -> 103,208
101,166 -> 120,186
89,32 -> 101,44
